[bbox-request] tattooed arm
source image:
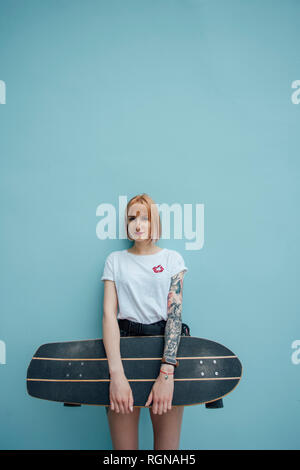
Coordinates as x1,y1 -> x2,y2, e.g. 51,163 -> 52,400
162,270 -> 185,367
145,270 -> 186,410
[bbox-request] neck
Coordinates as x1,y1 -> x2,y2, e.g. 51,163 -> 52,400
129,241 -> 159,255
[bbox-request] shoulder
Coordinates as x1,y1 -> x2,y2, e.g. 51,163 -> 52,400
104,250 -> 122,262
166,249 -> 185,262
108,250 -> 124,256
165,249 -> 188,277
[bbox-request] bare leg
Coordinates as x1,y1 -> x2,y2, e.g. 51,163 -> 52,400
149,405 -> 184,450
106,406 -> 141,450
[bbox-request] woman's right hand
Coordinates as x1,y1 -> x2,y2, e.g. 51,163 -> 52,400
109,374 -> 134,414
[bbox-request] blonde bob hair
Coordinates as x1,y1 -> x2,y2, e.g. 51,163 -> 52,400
125,193 -> 162,244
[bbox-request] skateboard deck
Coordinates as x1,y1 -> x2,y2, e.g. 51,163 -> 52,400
26,336 -> 242,408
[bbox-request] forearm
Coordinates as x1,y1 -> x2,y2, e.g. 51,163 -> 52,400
162,272 -> 184,365
162,305 -> 182,364
102,315 -> 126,378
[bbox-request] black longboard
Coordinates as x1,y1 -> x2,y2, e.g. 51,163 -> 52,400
26,336 -> 242,408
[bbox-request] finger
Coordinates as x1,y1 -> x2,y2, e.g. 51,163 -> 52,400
146,391 -> 152,406
151,398 -> 156,413
145,391 -> 152,407
153,400 -> 160,415
119,401 -> 125,414
129,395 -> 134,413
109,399 -> 113,411
123,400 -> 128,414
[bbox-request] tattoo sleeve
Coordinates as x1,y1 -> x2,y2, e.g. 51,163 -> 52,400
163,270 -> 185,363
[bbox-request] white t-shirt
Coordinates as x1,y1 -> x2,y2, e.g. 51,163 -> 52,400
101,248 -> 188,324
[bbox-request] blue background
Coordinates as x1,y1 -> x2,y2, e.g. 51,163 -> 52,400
0,0 -> 299,450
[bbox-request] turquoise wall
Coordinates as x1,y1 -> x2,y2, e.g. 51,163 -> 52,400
1,0 -> 299,450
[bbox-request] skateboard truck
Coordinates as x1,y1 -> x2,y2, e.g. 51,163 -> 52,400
205,398 -> 223,408
63,403 -> 81,407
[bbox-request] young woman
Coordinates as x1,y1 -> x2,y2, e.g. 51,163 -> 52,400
101,193 -> 190,450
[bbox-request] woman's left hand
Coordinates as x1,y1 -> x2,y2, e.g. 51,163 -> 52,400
145,368 -> 174,414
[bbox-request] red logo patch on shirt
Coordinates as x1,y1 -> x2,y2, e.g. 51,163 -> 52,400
152,265 -> 164,273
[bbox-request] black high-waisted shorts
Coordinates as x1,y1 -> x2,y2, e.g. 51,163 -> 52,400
105,318 -> 191,414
